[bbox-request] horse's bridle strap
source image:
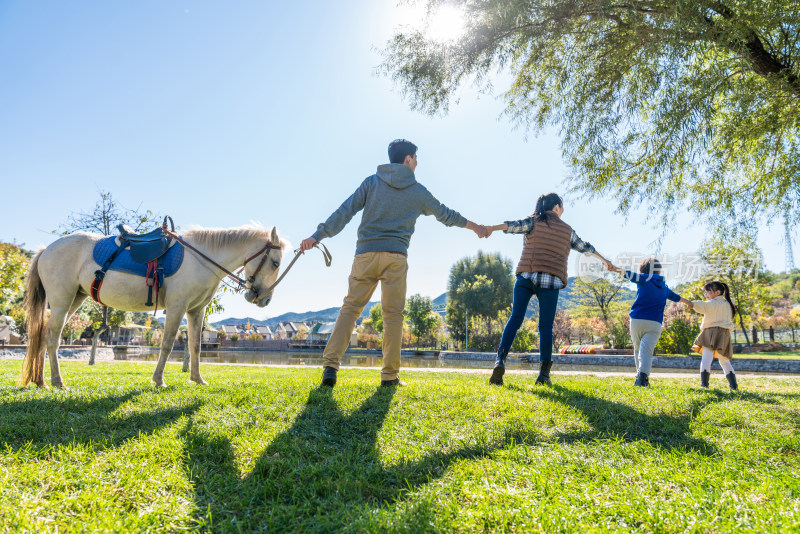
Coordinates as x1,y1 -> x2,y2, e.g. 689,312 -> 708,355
243,241 -> 282,283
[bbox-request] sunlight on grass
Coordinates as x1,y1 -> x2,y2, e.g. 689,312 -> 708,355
0,361 -> 799,532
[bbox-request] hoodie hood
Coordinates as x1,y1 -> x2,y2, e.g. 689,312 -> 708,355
376,163 -> 417,189
645,273 -> 666,288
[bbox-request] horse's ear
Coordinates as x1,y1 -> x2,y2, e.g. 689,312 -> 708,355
270,227 -> 279,245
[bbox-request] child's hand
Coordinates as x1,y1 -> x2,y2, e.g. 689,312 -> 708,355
679,297 -> 694,309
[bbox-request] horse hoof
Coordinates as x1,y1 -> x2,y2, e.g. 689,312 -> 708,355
52,382 -> 67,390
191,377 -> 208,386
152,381 -> 168,389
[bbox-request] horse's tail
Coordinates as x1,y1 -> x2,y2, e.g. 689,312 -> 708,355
18,250 -> 47,387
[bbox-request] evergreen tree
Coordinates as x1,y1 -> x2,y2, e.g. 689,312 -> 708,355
446,251 -> 514,347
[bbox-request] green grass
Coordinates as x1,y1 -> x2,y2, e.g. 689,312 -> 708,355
674,351 -> 800,360
736,351 -> 800,360
1,361 -> 799,533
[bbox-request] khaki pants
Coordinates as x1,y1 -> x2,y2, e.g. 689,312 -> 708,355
323,251 -> 408,381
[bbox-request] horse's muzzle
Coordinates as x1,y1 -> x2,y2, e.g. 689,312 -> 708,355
256,292 -> 272,307
245,287 -> 272,307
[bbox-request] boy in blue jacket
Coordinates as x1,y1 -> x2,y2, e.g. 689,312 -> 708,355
608,258 -> 691,387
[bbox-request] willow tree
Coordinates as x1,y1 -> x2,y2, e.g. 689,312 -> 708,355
383,1 -> 799,229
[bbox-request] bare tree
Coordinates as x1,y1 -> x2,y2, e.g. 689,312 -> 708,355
57,190 -> 161,364
572,276 -> 627,325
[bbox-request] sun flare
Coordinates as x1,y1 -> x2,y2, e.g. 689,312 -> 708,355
425,4 -> 467,43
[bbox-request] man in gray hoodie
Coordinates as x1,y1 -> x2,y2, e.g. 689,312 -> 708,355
300,139 -> 488,387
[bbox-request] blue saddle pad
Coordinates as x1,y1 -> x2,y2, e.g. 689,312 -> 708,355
92,236 -> 184,277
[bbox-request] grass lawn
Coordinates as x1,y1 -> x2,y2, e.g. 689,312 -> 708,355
674,351 -> 800,360
735,351 -> 800,360
1,360 -> 799,533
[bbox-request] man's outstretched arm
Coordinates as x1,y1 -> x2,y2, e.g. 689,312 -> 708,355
300,181 -> 369,253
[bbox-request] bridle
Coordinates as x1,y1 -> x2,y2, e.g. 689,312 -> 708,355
164,228 -> 331,302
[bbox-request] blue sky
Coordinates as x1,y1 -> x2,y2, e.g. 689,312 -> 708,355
0,1 -> 790,321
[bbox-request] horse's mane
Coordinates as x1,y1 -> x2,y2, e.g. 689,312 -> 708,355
183,224 -> 287,251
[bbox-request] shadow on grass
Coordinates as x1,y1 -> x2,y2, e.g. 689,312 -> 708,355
0,388 -> 202,452
701,387 -> 785,404
184,385 -> 524,532
507,383 -> 719,455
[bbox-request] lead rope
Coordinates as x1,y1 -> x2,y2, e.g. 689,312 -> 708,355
259,242 -> 332,297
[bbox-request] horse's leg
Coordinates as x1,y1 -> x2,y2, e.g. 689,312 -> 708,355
186,306 -> 207,385
152,305 -> 186,388
45,291 -> 88,388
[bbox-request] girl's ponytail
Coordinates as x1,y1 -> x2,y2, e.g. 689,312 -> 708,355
533,195 -> 546,222
721,282 -> 736,319
533,193 -> 563,225
704,280 -> 736,319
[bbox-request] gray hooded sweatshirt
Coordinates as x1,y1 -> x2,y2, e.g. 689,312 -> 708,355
311,163 -> 467,255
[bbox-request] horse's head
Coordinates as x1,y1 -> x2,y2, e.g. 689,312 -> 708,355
243,226 -> 286,307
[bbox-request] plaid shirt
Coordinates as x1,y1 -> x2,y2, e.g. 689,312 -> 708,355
505,217 -> 596,290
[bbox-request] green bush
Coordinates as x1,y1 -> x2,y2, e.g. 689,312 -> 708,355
511,320 -> 538,353
466,315 -> 504,352
656,317 -> 700,355
609,320 -> 631,349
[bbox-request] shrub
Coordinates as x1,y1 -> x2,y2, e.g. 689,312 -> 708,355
466,314 -> 505,352
511,320 -> 538,353
357,332 -> 382,347
609,315 -> 631,349
656,305 -> 700,355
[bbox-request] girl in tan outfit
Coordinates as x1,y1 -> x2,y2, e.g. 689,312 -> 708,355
689,281 -> 738,390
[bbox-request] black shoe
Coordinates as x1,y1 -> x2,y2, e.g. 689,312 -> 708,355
321,366 -> 337,387
634,371 -> 650,387
725,372 -> 738,391
381,377 -> 404,387
489,347 -> 509,386
535,360 -> 553,385
489,366 -> 505,386
700,370 -> 710,388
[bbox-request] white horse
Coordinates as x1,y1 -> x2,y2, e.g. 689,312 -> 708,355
18,224 -> 287,388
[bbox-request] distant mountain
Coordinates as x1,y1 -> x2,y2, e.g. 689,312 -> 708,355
209,281 -> 634,329
212,304 -> 369,329
212,293 -> 448,329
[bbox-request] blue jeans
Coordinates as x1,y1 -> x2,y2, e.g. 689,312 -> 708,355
499,275 -> 560,363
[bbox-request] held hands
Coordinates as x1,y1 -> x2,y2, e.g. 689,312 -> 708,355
466,221 -> 491,238
300,237 -> 317,253
596,254 -> 621,273
679,297 -> 694,309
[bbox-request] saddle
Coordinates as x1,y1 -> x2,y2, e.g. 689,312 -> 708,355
117,223 -> 173,263
91,216 -> 177,312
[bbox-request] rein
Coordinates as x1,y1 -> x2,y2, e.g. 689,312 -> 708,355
164,229 -> 257,290
163,228 -> 332,296
258,242 -> 332,298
